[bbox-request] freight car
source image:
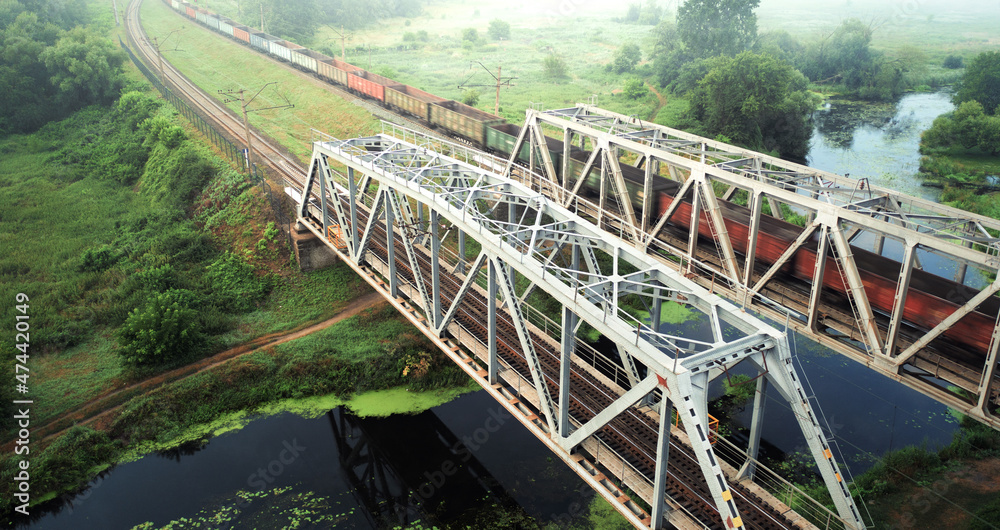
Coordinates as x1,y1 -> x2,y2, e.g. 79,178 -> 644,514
161,0 -> 997,361
566,149 -> 998,356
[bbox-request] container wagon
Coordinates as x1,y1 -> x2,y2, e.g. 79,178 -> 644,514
232,24 -> 250,44
290,46 -> 317,73
348,70 -> 396,103
486,123 -> 565,170
385,85 -> 447,122
218,16 -> 234,37
328,58 -> 359,87
429,100 -> 505,147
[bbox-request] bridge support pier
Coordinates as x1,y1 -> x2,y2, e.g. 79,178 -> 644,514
291,221 -> 338,271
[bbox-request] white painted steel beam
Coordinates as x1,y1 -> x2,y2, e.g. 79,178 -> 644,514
303,133 -> 864,530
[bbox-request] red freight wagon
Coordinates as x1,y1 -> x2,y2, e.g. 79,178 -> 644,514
348,70 -> 396,103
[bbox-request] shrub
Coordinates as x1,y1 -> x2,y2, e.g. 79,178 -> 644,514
943,55 -> 964,69
543,55 -> 568,79
117,289 -> 204,366
77,244 -> 119,272
487,19 -> 510,40
205,252 -> 271,312
462,89 -> 481,107
622,77 -> 648,99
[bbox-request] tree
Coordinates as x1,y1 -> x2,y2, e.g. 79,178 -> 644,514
623,78 -> 647,99
40,26 -> 125,107
543,55 -> 568,79
487,19 -> 510,40
462,27 -> 479,43
687,51 -> 816,159
624,3 -> 641,22
677,0 -> 760,58
117,289 -> 203,366
943,54 -> 964,70
611,43 -> 641,74
955,51 -> 1000,116
462,89 -> 480,107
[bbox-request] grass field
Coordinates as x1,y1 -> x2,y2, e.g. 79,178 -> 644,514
141,0 -> 380,161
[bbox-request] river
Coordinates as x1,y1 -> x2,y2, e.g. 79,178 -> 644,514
21,91 -> 967,529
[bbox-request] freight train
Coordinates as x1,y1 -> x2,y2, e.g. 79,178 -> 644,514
163,0 -> 998,362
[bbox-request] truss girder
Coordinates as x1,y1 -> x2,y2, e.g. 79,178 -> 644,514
306,134 -> 865,530
536,107 -> 1000,269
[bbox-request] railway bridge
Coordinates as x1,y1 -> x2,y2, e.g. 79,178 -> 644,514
294,132 -> 865,529
493,107 -> 1000,430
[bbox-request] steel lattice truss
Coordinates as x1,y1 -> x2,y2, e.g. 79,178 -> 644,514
298,134 -> 866,530
503,105 -> 1000,431
544,105 -> 1000,255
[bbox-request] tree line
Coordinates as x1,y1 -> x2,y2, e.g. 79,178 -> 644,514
0,0 -> 126,136
606,0 -> 973,160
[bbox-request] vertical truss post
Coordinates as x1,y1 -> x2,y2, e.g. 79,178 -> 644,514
686,179 -> 702,275
642,153 -> 654,233
829,223 -> 883,354
743,190 -> 764,293
674,372 -> 745,530
319,158 -> 330,238
650,395 -> 673,529
560,306 -> 577,438
562,128 -> 573,190
457,229 -> 466,274
737,372 -> 768,481
491,255 -> 557,434
598,148 -> 608,227
385,191 -> 398,297
976,308 -> 1000,416
348,167 -> 360,256
883,241 -> 916,359
431,210 -> 442,328
765,344 -> 866,529
488,258 -> 499,385
807,226 -> 830,332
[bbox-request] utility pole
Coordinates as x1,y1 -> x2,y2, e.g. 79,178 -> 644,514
327,24 -> 353,61
151,29 -> 182,84
111,0 -> 120,26
219,83 -> 294,175
458,61 -> 516,115
259,2 -> 264,32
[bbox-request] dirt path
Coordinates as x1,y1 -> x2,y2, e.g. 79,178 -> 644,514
22,292 -> 387,447
646,82 -> 667,122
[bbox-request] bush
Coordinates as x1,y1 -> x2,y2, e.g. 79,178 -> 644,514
205,252 -> 271,313
487,19 -> 510,40
117,289 -> 204,366
462,89 -> 481,107
76,244 -> 119,272
943,55 -> 964,69
622,77 -> 648,99
969,496 -> 1000,530
543,55 -> 568,79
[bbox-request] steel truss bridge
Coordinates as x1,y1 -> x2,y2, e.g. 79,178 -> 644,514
295,132 -> 867,529
500,105 -> 1000,430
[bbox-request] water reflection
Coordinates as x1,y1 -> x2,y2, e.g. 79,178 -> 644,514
808,91 -> 955,201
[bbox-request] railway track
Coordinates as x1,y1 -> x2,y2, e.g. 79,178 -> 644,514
351,199 -> 802,530
124,0 -> 306,188
125,4 -> 836,526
